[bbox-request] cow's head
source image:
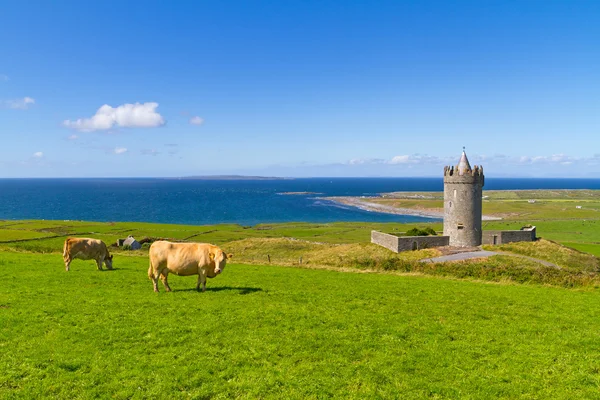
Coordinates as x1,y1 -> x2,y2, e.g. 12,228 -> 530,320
105,254 -> 114,270
210,250 -> 232,275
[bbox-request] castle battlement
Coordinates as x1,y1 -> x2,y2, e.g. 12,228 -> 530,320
443,164 -> 484,177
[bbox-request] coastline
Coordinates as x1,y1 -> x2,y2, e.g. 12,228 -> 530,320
321,196 -> 502,221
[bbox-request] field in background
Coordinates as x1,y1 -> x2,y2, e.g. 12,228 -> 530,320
1,189 -> 599,286
0,219 -> 598,288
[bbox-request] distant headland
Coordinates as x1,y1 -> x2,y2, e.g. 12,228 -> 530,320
170,175 -> 292,181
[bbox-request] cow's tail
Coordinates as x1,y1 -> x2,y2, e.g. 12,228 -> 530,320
148,262 -> 153,280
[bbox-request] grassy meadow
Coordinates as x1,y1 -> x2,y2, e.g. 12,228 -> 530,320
2,189 -> 600,398
3,250 -> 600,399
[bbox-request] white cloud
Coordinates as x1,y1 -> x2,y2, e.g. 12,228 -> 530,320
67,134 -> 79,140
141,149 -> 159,156
189,116 -> 204,126
5,97 -> 35,110
388,154 -> 453,165
516,154 -> 581,165
33,151 -> 43,158
341,152 -> 598,173
63,102 -> 165,132
348,158 -> 385,165
347,154 -> 452,166
389,155 -> 412,164
113,147 -> 128,155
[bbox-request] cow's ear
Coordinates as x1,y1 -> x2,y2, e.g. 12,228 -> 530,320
209,252 -> 215,261
227,253 -> 233,259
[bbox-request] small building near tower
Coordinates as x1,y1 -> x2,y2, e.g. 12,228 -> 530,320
443,149 -> 484,247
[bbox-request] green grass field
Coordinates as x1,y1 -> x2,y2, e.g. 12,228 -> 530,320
2,190 -> 600,397
3,250 -> 600,399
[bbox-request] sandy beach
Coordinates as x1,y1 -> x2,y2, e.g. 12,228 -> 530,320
321,196 -> 502,221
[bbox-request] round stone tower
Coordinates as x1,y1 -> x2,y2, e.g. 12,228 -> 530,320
443,149 -> 484,247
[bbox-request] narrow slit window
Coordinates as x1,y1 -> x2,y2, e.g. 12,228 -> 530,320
457,224 -> 464,230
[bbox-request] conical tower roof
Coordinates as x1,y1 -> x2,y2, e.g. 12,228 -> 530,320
457,148 -> 472,175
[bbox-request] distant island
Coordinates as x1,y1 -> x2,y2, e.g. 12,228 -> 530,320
279,191 -> 322,195
172,175 -> 292,181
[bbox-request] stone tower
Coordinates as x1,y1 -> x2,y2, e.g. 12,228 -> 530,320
443,149 -> 484,247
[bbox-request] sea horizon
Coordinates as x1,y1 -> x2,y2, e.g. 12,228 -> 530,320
2,175 -> 600,180
1,177 -> 599,226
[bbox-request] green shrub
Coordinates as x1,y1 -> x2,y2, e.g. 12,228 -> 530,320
404,227 -> 437,236
423,227 -> 438,236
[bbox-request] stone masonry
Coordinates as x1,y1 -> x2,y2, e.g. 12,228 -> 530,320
371,231 -> 449,253
443,150 -> 484,247
482,226 -> 536,245
370,149 -> 537,253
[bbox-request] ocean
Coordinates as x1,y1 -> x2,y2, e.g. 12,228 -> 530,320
1,178 -> 599,226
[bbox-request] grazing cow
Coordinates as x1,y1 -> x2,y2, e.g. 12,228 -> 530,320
148,241 -> 232,292
63,238 -> 113,271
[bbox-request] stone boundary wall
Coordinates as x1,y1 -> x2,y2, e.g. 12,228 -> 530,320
371,231 -> 450,253
482,227 -> 536,245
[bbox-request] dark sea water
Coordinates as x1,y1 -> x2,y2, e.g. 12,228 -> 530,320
1,178 -> 599,226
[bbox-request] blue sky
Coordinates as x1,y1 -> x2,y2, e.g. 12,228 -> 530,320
1,0 -> 599,178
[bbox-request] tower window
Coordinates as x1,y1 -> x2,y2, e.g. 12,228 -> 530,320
457,224 -> 464,230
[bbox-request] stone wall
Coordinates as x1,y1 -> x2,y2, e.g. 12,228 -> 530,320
397,235 -> 450,252
371,231 -> 400,252
371,231 -> 449,253
482,227 -> 536,245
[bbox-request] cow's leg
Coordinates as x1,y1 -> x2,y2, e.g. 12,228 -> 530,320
152,268 -> 162,293
197,270 -> 207,292
64,256 -> 71,271
96,258 -> 103,271
161,271 -> 172,292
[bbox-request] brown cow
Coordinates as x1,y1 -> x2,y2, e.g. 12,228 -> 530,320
63,238 -> 113,271
148,241 -> 232,292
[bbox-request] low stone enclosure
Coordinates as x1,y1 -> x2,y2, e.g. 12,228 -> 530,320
481,226 -> 536,245
371,226 -> 536,253
371,231 -> 449,253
